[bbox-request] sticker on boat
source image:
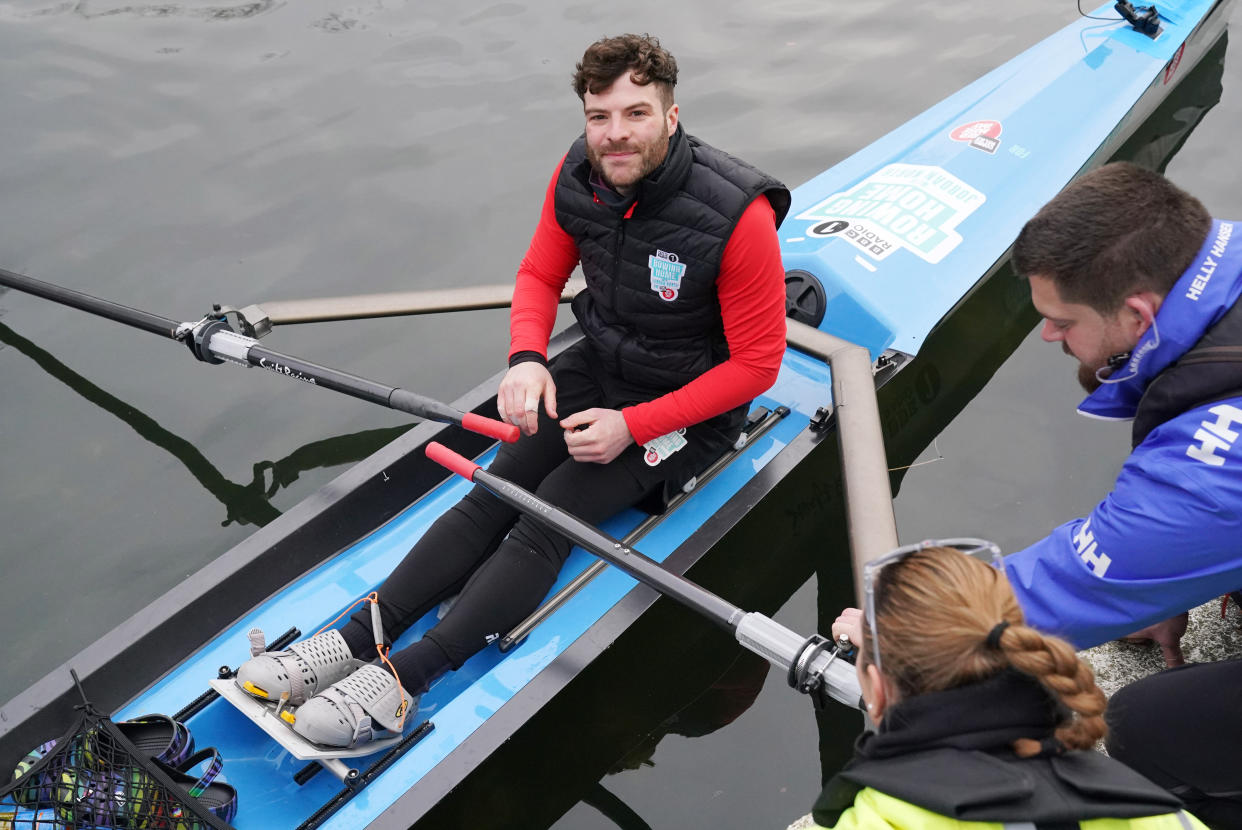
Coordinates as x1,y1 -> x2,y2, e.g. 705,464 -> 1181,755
1164,42 -> 1185,85
950,119 -> 1002,153
796,163 -> 985,264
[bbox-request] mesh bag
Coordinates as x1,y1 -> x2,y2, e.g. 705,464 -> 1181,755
1,701 -> 235,830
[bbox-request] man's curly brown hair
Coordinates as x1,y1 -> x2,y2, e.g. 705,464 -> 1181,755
572,34 -> 677,111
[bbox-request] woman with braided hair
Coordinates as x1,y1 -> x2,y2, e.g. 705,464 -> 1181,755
811,540 -> 1207,830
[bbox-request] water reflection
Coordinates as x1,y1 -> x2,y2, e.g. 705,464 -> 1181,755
0,320 -> 409,527
580,651 -> 770,829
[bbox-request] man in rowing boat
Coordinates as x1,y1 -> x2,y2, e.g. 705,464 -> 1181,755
1001,162 -> 1242,825
235,34 -> 790,749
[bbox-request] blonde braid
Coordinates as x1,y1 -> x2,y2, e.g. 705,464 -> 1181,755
993,623 -> 1107,756
867,547 -> 1109,757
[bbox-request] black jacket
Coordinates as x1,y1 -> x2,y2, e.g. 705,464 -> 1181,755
813,670 -> 1184,828
1133,296 -> 1242,446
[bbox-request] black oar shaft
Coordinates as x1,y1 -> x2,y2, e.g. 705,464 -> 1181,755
425,441 -> 864,708
426,442 -> 743,628
0,267 -> 182,339
1,267 -> 518,443
481,464 -> 744,625
247,343 -> 407,409
216,336 -> 516,442
244,345 -> 488,428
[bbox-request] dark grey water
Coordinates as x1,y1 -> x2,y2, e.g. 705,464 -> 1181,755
2,1 -> 1240,827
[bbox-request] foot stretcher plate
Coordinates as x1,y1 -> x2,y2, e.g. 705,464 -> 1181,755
209,678 -> 404,762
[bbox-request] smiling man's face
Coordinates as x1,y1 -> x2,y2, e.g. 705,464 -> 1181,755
583,73 -> 677,195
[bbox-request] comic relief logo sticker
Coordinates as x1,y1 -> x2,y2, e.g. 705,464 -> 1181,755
950,120 -> 1002,154
643,428 -> 687,466
796,163 -> 985,264
1164,42 -> 1185,85
648,249 -> 686,301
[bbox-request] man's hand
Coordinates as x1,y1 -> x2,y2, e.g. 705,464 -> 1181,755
561,408 -> 634,464
497,362 -> 558,436
831,608 -> 863,652
1119,611 -> 1189,668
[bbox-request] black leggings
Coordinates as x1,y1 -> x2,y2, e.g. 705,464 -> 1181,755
1106,657 -> 1242,828
340,344 -> 735,693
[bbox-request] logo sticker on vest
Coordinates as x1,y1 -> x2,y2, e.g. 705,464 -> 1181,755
648,249 -> 687,301
643,428 -> 688,466
796,163 -> 986,264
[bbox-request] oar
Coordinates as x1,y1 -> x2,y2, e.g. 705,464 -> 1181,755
0,268 -> 519,443
424,442 -> 863,709
215,278 -> 586,339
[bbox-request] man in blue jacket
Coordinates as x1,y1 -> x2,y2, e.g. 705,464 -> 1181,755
1002,162 -> 1242,825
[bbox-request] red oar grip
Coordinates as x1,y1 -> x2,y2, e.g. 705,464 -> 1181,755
426,441 -> 481,481
461,412 -> 520,443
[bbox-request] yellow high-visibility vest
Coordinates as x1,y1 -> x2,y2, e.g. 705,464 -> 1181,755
819,787 -> 1208,830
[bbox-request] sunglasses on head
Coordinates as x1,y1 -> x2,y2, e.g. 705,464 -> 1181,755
862,538 -> 1004,674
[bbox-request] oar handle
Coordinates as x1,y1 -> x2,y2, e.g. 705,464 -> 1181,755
388,389 -> 518,443
462,413 -> 520,444
426,441 -> 481,480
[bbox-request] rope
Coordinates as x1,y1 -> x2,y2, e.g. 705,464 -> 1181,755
315,592 -> 408,730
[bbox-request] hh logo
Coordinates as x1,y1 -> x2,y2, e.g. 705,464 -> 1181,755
648,249 -> 686,301
1185,404 -> 1242,467
1073,517 -> 1112,577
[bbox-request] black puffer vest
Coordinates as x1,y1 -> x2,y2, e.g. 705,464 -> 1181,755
554,125 -> 790,395
1133,298 -> 1242,447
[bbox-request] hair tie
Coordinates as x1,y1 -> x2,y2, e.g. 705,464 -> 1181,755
1038,737 -> 1066,757
985,620 -> 1010,649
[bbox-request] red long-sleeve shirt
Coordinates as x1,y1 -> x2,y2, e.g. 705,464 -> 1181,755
510,161 -> 787,446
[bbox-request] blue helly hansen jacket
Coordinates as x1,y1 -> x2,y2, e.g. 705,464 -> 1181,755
1006,220 -> 1242,648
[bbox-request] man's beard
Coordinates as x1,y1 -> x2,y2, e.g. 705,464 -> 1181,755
586,124 -> 670,191
1064,341 -> 1128,394
1077,361 -> 1104,393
